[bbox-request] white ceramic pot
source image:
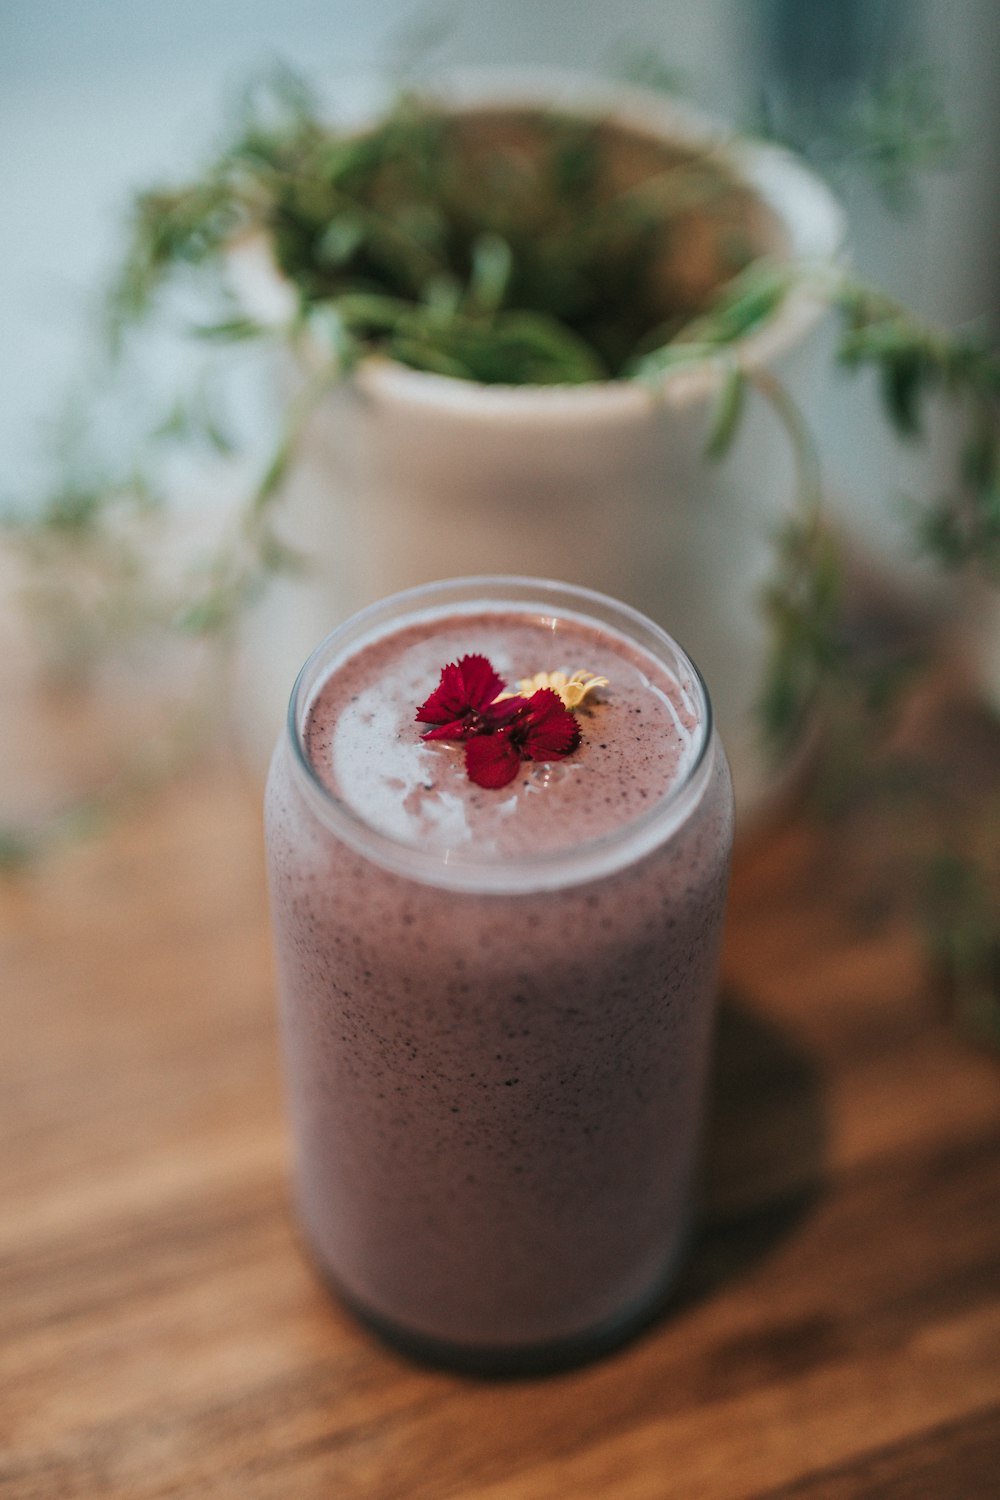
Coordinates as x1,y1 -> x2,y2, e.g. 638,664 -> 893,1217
233,73 -> 846,822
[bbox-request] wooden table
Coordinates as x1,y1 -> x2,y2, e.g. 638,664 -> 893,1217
2,734 -> 999,1497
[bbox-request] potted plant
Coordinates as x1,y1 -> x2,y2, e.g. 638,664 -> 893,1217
58,67 -> 840,812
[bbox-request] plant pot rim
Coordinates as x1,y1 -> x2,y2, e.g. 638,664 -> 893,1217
231,67 -> 847,424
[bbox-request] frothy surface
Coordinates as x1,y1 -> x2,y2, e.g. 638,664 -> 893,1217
304,608 -> 701,859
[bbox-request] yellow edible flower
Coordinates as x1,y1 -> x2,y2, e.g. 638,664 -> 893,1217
508,669 -> 609,710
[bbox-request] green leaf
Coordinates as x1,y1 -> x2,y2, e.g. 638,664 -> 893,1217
881,353 -> 927,436
916,503 -> 967,567
383,336 -> 473,380
613,46 -> 689,97
545,117 -> 602,199
705,363 -> 746,460
0,826 -> 35,872
490,312 -> 608,383
317,212 -> 366,266
252,435 -> 296,512
680,262 -> 792,348
190,317 -> 269,341
962,430 -> 996,490
171,591 -> 239,636
467,232 -> 513,316
305,302 -> 362,369
330,292 -> 418,334
627,341 -> 720,383
256,528 -> 307,575
421,273 -> 462,321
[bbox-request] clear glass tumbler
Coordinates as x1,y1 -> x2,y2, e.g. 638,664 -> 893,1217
265,577 -> 734,1373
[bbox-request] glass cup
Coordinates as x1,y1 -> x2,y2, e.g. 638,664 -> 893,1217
265,576 -> 734,1373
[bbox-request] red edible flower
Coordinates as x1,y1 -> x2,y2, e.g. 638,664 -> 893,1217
415,654 -> 513,740
464,689 -> 581,788
416,656 -> 582,789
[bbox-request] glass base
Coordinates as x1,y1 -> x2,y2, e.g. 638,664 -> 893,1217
319,1232 -> 690,1378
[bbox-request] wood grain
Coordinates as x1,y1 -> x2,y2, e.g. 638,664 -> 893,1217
1,722 -> 999,1497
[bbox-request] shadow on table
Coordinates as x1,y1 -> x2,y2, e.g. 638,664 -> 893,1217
673,989 -> 829,1311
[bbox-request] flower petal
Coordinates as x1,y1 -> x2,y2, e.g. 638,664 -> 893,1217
419,719 -> 473,741
456,653 -> 507,712
560,671 -> 609,709
514,669 -> 609,708
481,693 -> 531,730
465,728 -> 522,788
520,688 -> 581,761
415,654 -> 505,727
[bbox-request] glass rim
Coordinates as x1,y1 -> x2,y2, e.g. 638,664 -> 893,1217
284,575 -> 717,893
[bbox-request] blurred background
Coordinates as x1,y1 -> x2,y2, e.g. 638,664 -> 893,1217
2,0 -> 998,520
2,0 -> 999,800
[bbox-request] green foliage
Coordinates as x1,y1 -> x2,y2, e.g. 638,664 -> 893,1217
840,65 -> 957,214
759,511 -> 843,753
704,363 -> 746,461
756,62 -> 956,215
833,279 -> 1000,579
4,64 -> 1000,1042
5,67 -> 797,675
925,850 -> 1000,1046
107,71 -> 766,384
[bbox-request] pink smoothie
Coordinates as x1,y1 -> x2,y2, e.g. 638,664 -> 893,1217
265,578 -> 733,1371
